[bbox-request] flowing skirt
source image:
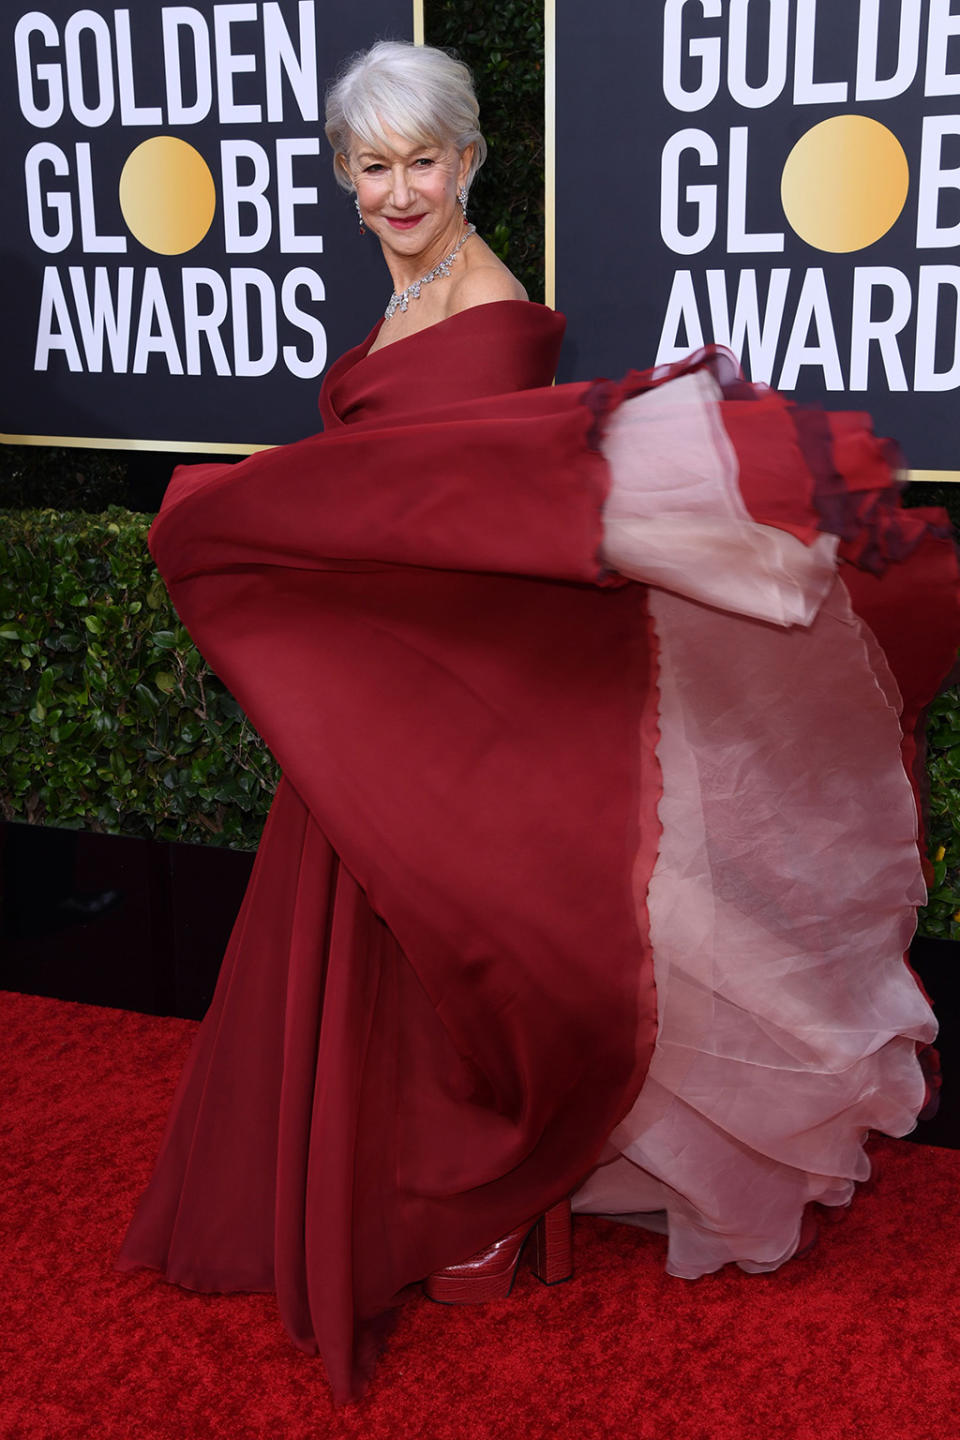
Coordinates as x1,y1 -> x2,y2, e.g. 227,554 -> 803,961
119,354 -> 958,1399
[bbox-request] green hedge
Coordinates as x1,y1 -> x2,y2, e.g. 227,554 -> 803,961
427,0 -> 545,300
0,508 -> 276,849
923,689 -> 960,938
1,506 -> 957,938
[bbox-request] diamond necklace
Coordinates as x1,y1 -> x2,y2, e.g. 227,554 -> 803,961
384,225 -> 476,320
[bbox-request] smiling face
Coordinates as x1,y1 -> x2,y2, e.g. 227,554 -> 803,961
344,127 -> 472,280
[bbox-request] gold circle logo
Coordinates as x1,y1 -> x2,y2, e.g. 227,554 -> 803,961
119,137 -> 216,255
781,116 -> 909,253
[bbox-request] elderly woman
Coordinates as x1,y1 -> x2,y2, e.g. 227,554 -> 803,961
119,41 -> 959,1401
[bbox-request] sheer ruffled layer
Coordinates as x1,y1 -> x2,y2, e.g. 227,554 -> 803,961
580,375 -> 937,1275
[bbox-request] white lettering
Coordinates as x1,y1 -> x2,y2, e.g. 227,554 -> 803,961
231,268 -> 277,374
114,10 -> 163,125
182,267 -> 231,374
849,266 -> 912,390
75,142 -> 127,252
34,267 -> 82,371
163,8 -> 213,125
727,0 -> 789,108
264,1 -> 318,122
24,143 -> 72,253
660,129 -> 718,254
706,267 -> 790,383
926,0 -> 960,96
663,0 -> 721,112
16,2 -> 323,132
914,265 -> 960,389
133,268 -> 185,373
856,0 -> 921,101
221,139 -> 272,252
64,9 -> 114,126
778,268 -> 844,389
68,265 -> 133,371
276,139 -> 323,252
215,3 -> 262,123
15,13 -> 63,127
656,269 -> 705,362
281,268 -> 326,377
726,127 -> 785,252
794,0 -> 848,104
917,115 -> 960,247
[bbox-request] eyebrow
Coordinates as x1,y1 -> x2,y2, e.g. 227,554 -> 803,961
354,142 -> 440,163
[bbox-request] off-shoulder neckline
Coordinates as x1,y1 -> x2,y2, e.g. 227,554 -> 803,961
360,299 -> 560,364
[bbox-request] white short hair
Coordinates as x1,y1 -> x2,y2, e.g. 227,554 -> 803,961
324,41 -> 487,193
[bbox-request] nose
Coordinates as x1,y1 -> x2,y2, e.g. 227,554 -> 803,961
390,164 -> 413,209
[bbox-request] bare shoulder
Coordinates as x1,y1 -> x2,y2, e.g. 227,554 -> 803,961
448,248 -> 527,314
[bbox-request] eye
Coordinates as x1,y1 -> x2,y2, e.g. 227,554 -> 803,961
362,162 -> 387,174
413,157 -> 436,168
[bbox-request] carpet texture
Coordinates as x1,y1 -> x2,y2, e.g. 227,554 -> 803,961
2,989 -> 958,1440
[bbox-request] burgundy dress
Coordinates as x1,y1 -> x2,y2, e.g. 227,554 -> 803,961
118,300 -> 960,1401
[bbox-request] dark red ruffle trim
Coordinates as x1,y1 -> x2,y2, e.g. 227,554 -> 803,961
581,345 -> 748,451
582,345 -> 955,579
788,406 -> 953,576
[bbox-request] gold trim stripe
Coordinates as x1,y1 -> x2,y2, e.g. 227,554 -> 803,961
904,470 -> 960,486
544,0 -> 556,311
413,0 -> 424,44
0,432 -> 272,456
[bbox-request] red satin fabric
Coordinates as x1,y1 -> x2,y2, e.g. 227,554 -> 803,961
119,301 -> 960,1401
119,302 -> 662,1401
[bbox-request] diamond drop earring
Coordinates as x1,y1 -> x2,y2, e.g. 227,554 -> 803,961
458,186 -> 469,224
354,197 -> 366,235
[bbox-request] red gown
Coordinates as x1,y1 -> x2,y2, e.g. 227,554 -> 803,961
118,300 -> 960,1401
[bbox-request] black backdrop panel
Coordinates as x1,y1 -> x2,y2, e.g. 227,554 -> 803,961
555,0 -> 960,472
0,2 -> 414,448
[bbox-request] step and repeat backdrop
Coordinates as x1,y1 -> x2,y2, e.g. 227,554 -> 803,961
0,1 -> 417,450
551,0 -> 960,476
4,2 -> 957,469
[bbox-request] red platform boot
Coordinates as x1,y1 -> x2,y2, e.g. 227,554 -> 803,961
424,1200 -> 573,1304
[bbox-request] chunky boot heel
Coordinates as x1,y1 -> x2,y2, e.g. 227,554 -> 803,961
424,1199 -> 573,1304
531,1199 -> 573,1285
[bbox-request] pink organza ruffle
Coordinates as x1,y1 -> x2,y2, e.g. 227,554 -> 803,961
581,377 -> 936,1275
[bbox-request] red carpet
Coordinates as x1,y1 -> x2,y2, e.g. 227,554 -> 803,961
2,990 -> 958,1440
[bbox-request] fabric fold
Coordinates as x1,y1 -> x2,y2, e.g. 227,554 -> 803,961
120,303 -> 663,1403
118,305 -> 960,1401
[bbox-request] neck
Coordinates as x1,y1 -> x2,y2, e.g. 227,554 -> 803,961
382,220 -> 469,294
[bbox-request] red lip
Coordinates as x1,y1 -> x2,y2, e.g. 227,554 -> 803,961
386,215 -> 425,230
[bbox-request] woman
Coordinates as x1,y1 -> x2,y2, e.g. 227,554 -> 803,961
119,41 -> 960,1400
